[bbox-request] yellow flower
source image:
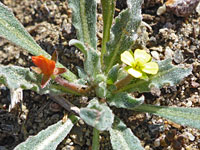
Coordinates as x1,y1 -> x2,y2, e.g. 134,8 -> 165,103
120,49 -> 159,79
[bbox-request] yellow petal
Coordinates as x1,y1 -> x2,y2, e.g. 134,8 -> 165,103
121,51 -> 134,66
134,49 -> 151,63
142,62 -> 159,74
127,68 -> 142,78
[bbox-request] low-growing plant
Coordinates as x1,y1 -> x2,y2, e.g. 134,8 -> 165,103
0,0 -> 198,150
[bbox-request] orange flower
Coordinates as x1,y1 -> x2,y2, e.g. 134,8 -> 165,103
31,51 -> 66,88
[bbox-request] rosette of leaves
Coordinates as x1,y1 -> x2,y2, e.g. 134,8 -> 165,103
0,0 -> 199,150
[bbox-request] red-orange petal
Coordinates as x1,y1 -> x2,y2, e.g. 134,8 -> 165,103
32,55 -> 55,76
53,68 -> 66,75
41,75 -> 51,88
51,50 -> 58,62
31,66 -> 42,74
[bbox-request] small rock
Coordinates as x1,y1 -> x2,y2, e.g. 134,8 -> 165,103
165,46 -> 174,59
172,140 -> 182,150
165,0 -> 200,17
184,132 -> 195,141
49,102 -> 62,112
66,138 -> 72,144
151,51 -> 160,60
168,120 -> 181,129
50,114 -> 60,122
196,1 -> 200,14
191,81 -> 200,88
70,126 -> 84,146
166,129 -> 176,142
174,50 -> 184,64
144,145 -> 150,150
148,124 -> 163,137
150,46 -> 163,52
185,101 -> 192,107
154,138 -> 161,147
29,129 -> 34,134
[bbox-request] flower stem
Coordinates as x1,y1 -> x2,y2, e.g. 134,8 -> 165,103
92,128 -> 100,150
54,76 -> 90,95
50,95 -> 80,116
114,74 -> 133,91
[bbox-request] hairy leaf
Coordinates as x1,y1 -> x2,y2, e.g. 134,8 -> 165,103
84,48 -> 101,80
0,2 -> 76,81
135,104 -> 200,130
68,0 -> 97,49
80,98 -> 114,131
95,81 -> 107,98
108,92 -> 144,109
0,65 -> 39,90
14,116 -> 78,150
0,65 -> 79,95
69,39 -> 101,81
101,0 -> 116,62
69,39 -> 87,55
107,64 -> 120,85
118,59 -> 192,93
109,117 -> 144,150
104,0 -> 143,72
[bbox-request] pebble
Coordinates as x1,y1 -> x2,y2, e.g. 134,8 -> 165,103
174,50 -> 184,63
168,120 -> 181,129
144,145 -> 150,150
196,2 -> 200,14
50,114 -> 60,122
185,101 -> 192,107
66,138 -> 72,144
154,138 -> 161,147
172,140 -> 182,150
158,0 -> 200,17
165,46 -> 174,59
49,102 -> 62,112
29,129 -> 34,134
151,51 -> 160,60
191,81 -> 200,88
183,132 -> 195,141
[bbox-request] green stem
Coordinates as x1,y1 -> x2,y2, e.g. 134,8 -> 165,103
92,128 -> 100,150
114,74 -> 133,92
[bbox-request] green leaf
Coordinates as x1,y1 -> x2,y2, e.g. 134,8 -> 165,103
68,0 -> 97,49
135,104 -> 200,130
14,115 -> 78,150
69,39 -> 101,81
0,65 -> 80,95
0,65 -> 39,91
95,81 -> 107,98
107,64 -> 120,85
84,48 -> 101,80
100,0 -> 116,63
76,66 -> 88,81
109,117 -> 144,150
0,2 -> 76,81
80,98 -> 114,131
118,59 -> 193,93
69,39 -> 87,55
108,92 -> 144,109
104,0 -> 143,72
